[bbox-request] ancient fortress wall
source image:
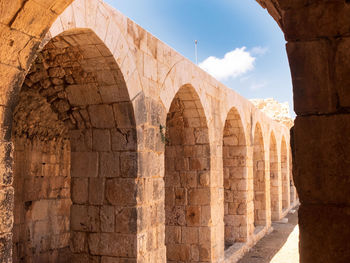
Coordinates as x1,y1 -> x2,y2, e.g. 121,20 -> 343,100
0,0 -> 296,262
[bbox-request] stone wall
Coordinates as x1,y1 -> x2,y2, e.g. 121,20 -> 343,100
13,138 -> 71,263
1,0 -> 350,262
253,124 -> 268,228
0,1 -> 296,263
165,86 -> 211,262
223,108 -> 248,246
11,28 -> 140,262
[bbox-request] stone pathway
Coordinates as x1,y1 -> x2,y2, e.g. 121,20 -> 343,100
238,209 -> 299,263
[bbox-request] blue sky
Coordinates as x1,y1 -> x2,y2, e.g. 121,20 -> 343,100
105,0 -> 294,116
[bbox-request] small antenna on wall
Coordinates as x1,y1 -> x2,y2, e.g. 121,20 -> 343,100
195,40 -> 198,65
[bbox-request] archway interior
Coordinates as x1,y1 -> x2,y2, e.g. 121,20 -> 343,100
12,29 -> 137,262
164,85 -> 211,262
281,137 -> 288,210
253,123 -> 266,229
269,133 -> 279,221
289,148 -> 297,204
222,108 -> 247,248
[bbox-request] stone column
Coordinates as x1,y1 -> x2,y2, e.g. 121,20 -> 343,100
283,2 -> 350,262
0,137 -> 13,263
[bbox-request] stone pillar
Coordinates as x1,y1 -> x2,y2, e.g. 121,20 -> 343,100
135,95 -> 167,262
283,2 -> 350,262
0,139 -> 13,263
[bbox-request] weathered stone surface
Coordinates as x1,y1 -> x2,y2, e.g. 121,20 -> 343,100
287,40 -> 337,115
294,115 -> 350,205
250,98 -> 293,128
0,1 -> 297,263
299,204 -> 350,263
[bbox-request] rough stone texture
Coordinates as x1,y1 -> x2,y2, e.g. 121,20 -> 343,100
0,1 -> 298,262
250,98 -> 294,129
253,124 -> 268,228
164,86 -> 211,262
269,134 -> 282,221
223,108 -> 248,246
12,137 -> 71,263
11,28 -> 139,262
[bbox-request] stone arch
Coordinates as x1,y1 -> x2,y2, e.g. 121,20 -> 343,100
281,136 -> 288,211
160,60 -> 211,120
253,122 -> 266,229
11,28 -> 138,262
269,131 -> 280,221
222,107 -> 248,247
47,0 -> 143,102
164,84 -> 211,262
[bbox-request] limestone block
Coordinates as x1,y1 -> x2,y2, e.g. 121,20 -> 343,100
120,152 -> 137,178
92,129 -> 111,152
0,187 -> 13,235
294,115 -> 350,205
71,205 -> 99,232
284,2 -> 350,41
185,206 -> 201,226
100,206 -> 115,233
88,233 -> 137,257
69,130 -> 92,152
71,178 -> 88,204
335,37 -> 350,107
0,1 -> 23,25
0,25 -> 35,70
166,243 -> 191,261
144,53 -> 158,82
152,178 -> 164,201
99,152 -> 120,178
115,207 -> 137,234
0,142 -> 13,187
287,40 -> 337,114
166,206 -> 186,226
188,188 -> 210,205
89,178 -> 105,205
165,225 -> 181,244
113,102 -> 135,128
189,158 -> 209,171
299,204 -> 350,263
199,243 -> 210,261
71,152 -> 98,178
88,104 -> 115,129
105,178 -> 137,206
66,84 -> 102,106
199,172 -> 210,187
11,1 -> 56,38
182,226 -> 198,244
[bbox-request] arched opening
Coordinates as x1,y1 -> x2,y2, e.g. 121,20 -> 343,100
269,132 -> 280,221
222,107 -> 247,248
12,29 -> 137,262
281,137 -> 288,211
253,123 -> 266,229
289,148 -> 296,206
164,85 -> 211,262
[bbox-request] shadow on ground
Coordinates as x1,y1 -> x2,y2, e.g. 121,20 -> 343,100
238,208 -> 299,263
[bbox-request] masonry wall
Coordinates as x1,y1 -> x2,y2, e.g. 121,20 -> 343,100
0,1 -> 296,263
2,0 -> 350,263
13,138 -> 71,263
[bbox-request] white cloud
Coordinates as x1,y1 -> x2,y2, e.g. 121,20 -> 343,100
250,46 -> 268,56
199,47 -> 255,81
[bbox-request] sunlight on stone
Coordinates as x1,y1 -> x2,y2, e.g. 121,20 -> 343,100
270,225 -> 299,263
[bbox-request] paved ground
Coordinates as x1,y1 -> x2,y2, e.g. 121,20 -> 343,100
238,209 -> 299,263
